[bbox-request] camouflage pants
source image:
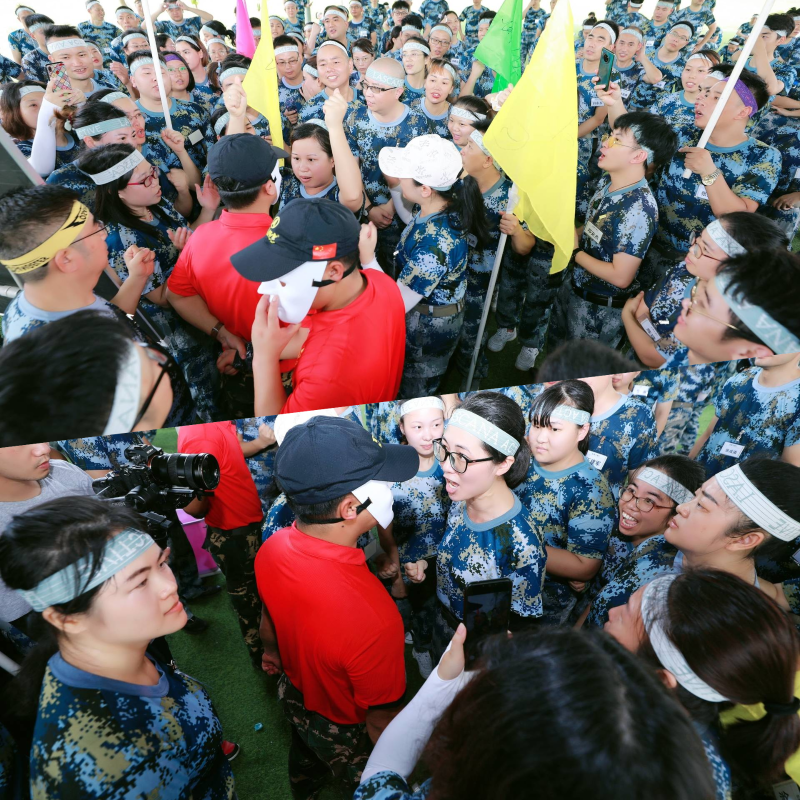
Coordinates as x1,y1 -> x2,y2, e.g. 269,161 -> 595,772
454,267 -> 492,380
548,281 -> 626,349
204,521 -> 263,665
495,241 -> 562,350
399,308 -> 465,397
638,239 -> 684,295
659,401 -> 698,454
278,674 -> 372,800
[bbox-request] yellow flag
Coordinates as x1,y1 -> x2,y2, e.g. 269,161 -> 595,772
242,32 -> 284,150
483,0 -> 577,274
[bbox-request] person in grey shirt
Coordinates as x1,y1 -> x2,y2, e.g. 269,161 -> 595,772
0,443 -> 95,624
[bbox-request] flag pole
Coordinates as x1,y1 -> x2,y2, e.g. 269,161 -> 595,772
465,183 -> 519,392
681,0 -> 776,179
140,0 -> 172,129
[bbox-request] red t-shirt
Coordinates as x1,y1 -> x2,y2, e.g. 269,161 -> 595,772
166,210 -> 271,341
256,522 -> 406,724
177,422 -> 263,531
281,269 -> 406,413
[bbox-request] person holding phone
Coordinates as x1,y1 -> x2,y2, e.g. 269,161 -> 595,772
515,381 -> 616,625
405,391 -> 546,660
612,26 -> 663,103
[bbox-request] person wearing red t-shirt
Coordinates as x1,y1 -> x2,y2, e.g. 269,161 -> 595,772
179,421 -> 265,668
166,134 -> 289,418
256,415 -> 419,798
230,198 -> 407,415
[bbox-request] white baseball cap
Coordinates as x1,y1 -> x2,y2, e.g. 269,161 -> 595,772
378,134 -> 463,191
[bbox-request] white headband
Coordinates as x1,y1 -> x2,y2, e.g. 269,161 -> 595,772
206,37 -> 227,47
89,148 -> 145,184
103,339 -> 143,434
17,5 -> 36,13
622,27 -> 643,42
686,53 -> 712,64
366,65 -> 404,87
131,56 -> 166,75
716,465 -> 800,543
670,23 -> 693,37
201,24 -> 217,35
116,6 -> 135,17
440,62 -> 458,83
19,85 -> 46,97
627,122 -> 654,164
593,23 -> 616,43
269,15 -> 284,23
323,8 -> 348,20
213,111 -> 230,135
219,66 -> 248,82
122,31 -> 147,45
450,105 -> 485,122
549,404 -> 591,426
100,91 -> 128,103
399,397 -> 445,416
708,69 -> 724,80
28,22 -> 48,33
636,467 -> 694,505
402,24 -> 420,32
47,38 -> 88,53
86,0 -> 101,9
274,44 -> 300,55
469,129 -> 499,169
303,63 -> 319,77
705,219 -> 746,258
641,576 -> 730,703
318,40 -> 349,56
764,26 -> 789,37
175,35 -> 199,46
447,408 -> 519,457
76,115 -> 132,139
403,40 -> 430,55
306,117 -> 328,129
430,24 -> 452,38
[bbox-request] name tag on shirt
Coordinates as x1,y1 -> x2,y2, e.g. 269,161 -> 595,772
187,129 -> 204,145
584,220 -> 603,244
695,184 -> 709,200
640,317 -> 660,342
591,96 -> 605,107
646,38 -> 655,47
795,167 -> 800,179
655,80 -> 666,89
586,450 -> 608,470
620,89 -> 631,99
720,441 -> 744,458
632,384 -> 649,397
697,390 -> 710,402
466,233 -> 478,247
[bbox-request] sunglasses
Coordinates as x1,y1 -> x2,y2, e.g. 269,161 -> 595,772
600,133 -> 641,152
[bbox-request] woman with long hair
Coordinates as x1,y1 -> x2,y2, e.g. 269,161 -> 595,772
173,34 -> 218,109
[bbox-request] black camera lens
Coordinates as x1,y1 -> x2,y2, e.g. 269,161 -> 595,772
148,452 -> 220,491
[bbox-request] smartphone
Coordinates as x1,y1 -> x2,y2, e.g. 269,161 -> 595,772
46,61 -> 72,92
462,577 -> 513,670
597,47 -> 615,91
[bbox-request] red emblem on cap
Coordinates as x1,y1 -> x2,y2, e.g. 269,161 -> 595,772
312,243 -> 337,259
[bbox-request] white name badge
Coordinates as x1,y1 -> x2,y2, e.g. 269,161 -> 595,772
584,220 -> 603,244
720,441 -> 744,458
795,166 -> 800,179
773,781 -> 800,800
697,390 -> 710,402
591,96 -> 605,107
695,184 -> 709,200
187,129 -> 204,145
632,384 -> 649,397
646,39 -> 655,47
620,88 -> 631,99
640,317 -> 661,342
655,80 -> 666,89
586,450 -> 608,470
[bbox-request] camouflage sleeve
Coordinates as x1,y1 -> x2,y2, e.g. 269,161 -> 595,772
629,410 -> 659,470
354,771 -> 427,800
613,192 -> 658,260
731,144 -> 781,205
565,479 -> 615,560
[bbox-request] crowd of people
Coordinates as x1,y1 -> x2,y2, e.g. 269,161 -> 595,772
0,354 -> 799,798
1,0 -> 800,440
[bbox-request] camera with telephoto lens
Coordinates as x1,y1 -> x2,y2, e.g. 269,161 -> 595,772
92,444 -> 220,547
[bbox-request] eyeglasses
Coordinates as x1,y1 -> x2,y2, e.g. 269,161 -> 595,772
433,439 -> 494,474
429,37 -> 450,46
362,82 -> 398,94
127,165 -> 159,188
688,231 -> 723,262
73,220 -> 107,244
125,110 -> 146,125
600,133 -> 640,151
620,485 -> 675,513
167,65 -> 188,72
671,33 -> 690,42
687,282 -> 744,333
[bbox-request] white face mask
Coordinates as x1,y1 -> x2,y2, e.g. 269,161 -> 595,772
258,260 -> 327,323
271,163 -> 282,199
352,480 -> 395,528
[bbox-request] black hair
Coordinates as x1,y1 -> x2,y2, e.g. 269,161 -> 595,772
384,25 -> 402,52
120,27 -> 148,51
249,16 -> 262,27
214,173 -> 274,210
79,144 -> 173,242
457,392 -> 531,488
718,211 -> 788,253
584,16 -> 602,27
0,185 -> 77,284
734,69 -> 770,112
351,36 -> 374,55
173,33 -> 209,67
715,250 -> 800,348
630,454 -> 706,500
71,102 -> 131,145
415,175 -> 492,250
127,49 -> 165,70
424,627 -> 716,800
155,32 -> 173,50
290,122 -> 333,157
451,93 -> 494,121
0,496 -> 147,751
285,493 -> 349,524
529,380 -> 594,454
273,33 -> 302,50
669,18 -> 694,37
765,13 -> 795,37
593,18 -> 620,39
203,19 -> 235,42
43,24 -> 81,42
163,49 -> 197,91
391,0 -> 410,10
536,340 -> 638,382
209,104 -> 233,138
614,110 -> 678,169
694,47 -> 720,65
88,86 -> 121,102
0,311 -> 135,445
636,568 -> 800,790
0,79 -> 46,140
23,13 -> 53,31
478,9 -> 496,23
402,13 -> 423,30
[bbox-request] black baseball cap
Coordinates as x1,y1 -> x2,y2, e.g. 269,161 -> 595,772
207,133 -> 289,188
230,197 -> 361,282
274,416 -> 419,504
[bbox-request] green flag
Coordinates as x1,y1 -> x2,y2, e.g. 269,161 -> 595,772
473,0 -> 523,92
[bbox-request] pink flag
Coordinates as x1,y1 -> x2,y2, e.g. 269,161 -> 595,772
235,0 -> 256,58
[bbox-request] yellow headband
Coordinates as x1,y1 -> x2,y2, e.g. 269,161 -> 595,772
0,200 -> 89,274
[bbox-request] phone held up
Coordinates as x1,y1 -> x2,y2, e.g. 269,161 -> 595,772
46,62 -> 72,93
597,47 -> 616,91
462,577 -> 513,671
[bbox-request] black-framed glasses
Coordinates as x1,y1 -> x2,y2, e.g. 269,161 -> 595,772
362,82 -> 398,94
620,485 -> 675,513
73,221 -> 107,244
688,282 -> 744,333
688,232 -> 723,262
131,346 -> 170,429
433,439 -> 494,474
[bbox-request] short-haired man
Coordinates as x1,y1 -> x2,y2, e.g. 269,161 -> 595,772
151,0 -> 213,41
107,6 -> 145,65
44,25 -> 116,95
79,0 -> 122,55
298,40 -> 363,123
274,34 -> 305,126
347,0 -> 376,46
232,198 -> 407,414
256,415 -> 418,796
20,14 -> 54,82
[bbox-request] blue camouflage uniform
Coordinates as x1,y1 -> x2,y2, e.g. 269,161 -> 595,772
631,367 -> 680,413
696,366 -> 800,477
261,492 -> 295,542
363,401 -> 403,444
355,772 -> 430,800
56,432 -> 156,470
628,50 -> 685,110
521,6 -> 548,65
155,15 -> 204,40
757,124 -> 800,248
615,61 -> 647,105
420,0 -> 449,29
279,175 -> 346,212
741,55 -> 797,130
299,88 -> 363,124
235,417 -> 279,517
652,90 -> 697,146
347,18 -> 375,46
699,726 -> 733,800
642,19 -> 673,51
605,0 -> 630,23
458,5 -> 484,49
641,261 -> 694,361
21,47 -> 51,82
2,292 -> 117,343
78,20 -> 122,53
434,495 -> 546,656
8,28 -> 37,60
191,79 -> 219,112
278,76 -> 305,118
494,384 -> 545,423
396,209 -> 468,396
576,63 -> 606,205
470,64 -> 495,98
515,458 -> 615,625
551,176 -> 658,348
365,2 -> 389,30
137,97 -> 210,173
587,392 -> 660,498
0,54 -> 23,83
29,652 -> 235,800
410,97 -> 450,137
614,10 -> 648,29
